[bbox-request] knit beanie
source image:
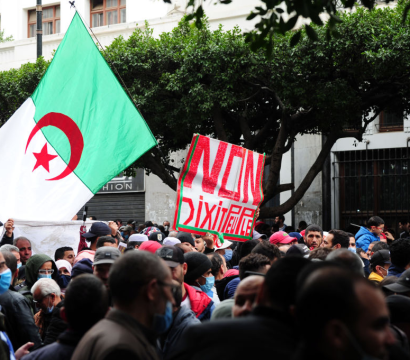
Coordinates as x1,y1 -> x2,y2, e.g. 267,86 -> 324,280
184,252 -> 212,284
176,231 -> 195,247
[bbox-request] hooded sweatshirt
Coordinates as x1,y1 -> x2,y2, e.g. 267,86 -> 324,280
355,226 -> 379,252
18,254 -> 58,312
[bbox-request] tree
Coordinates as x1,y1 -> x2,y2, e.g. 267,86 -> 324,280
1,5 -> 410,218
0,29 -> 13,43
174,0 -> 410,57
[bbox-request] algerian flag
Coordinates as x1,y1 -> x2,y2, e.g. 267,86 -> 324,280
0,12 -> 157,221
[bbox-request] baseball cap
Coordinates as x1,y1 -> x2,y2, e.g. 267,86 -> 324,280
384,268 -> 410,293
139,240 -> 162,254
176,231 -> 195,247
370,250 -> 391,267
149,231 -> 165,242
163,237 -> 181,246
128,234 -> 148,242
218,239 -> 233,250
156,246 -> 184,267
83,222 -> 111,238
286,244 -> 310,257
386,295 -> 410,323
120,225 -> 133,232
252,231 -> 267,240
142,226 -> 160,236
93,246 -> 121,266
269,231 -> 297,245
288,232 -> 302,241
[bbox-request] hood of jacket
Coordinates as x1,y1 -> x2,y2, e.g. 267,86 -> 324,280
25,254 -> 58,289
355,226 -> 379,242
388,263 -> 405,277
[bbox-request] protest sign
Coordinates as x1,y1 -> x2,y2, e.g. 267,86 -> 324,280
174,135 -> 265,242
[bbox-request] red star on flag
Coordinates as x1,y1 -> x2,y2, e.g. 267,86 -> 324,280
32,143 -> 58,172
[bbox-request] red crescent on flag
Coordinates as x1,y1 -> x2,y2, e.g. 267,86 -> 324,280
25,113 -> 84,181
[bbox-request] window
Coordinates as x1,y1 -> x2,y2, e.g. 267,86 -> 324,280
379,111 -> 403,132
91,0 -> 126,28
28,5 -> 60,38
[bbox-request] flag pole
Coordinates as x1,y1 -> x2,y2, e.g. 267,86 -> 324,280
36,0 -> 42,58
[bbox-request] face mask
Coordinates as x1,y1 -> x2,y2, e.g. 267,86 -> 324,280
57,274 -> 71,289
38,274 -> 52,281
347,247 -> 357,254
200,275 -> 215,294
123,235 -> 129,240
17,263 -> 22,269
46,297 -> 54,314
152,300 -> 173,334
223,249 -> 233,262
0,269 -> 12,295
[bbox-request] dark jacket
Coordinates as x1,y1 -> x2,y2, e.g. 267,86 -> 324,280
0,233 -> 13,246
18,329 -> 82,360
215,275 -> 239,301
170,306 -> 298,360
43,301 -> 68,345
71,309 -> 159,360
184,283 -> 214,321
0,286 -> 42,350
17,254 -> 58,312
388,263 -> 406,277
158,306 -> 200,360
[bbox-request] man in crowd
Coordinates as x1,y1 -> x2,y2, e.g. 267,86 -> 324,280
194,236 -> 206,253
96,237 -> 117,249
72,251 -> 176,360
399,219 -> 410,239
232,275 -> 264,318
54,247 -> 75,266
251,241 -> 281,264
93,247 -> 121,288
207,252 -> 227,281
0,219 -> 14,245
368,250 -> 391,283
239,253 -> 271,280
31,278 -> 65,342
321,230 -> 349,249
23,274 -> 109,360
355,216 -> 385,251
295,267 -> 396,359
388,238 -> 410,277
304,225 -> 323,250
347,233 -> 356,253
275,215 -> 287,231
14,236 -> 32,265
82,223 -> 112,251
0,245 -> 22,278
0,250 -> 42,350
269,231 -> 298,247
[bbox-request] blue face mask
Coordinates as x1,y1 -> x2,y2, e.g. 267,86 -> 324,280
200,275 -> 215,294
223,249 -> 233,262
38,274 -> 52,281
124,235 -> 129,240
348,247 -> 357,254
17,263 -> 22,269
0,269 -> 12,295
46,297 -> 54,314
153,301 -> 173,334
57,274 -> 71,289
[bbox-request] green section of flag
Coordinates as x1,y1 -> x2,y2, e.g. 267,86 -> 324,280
31,12 -> 156,193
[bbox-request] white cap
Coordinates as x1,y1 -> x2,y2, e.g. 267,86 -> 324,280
217,239 -> 233,250
129,234 -> 148,242
163,237 -> 181,246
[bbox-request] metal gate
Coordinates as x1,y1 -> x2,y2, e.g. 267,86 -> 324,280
333,148 -> 410,235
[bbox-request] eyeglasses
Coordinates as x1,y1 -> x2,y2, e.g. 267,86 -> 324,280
158,280 -> 180,298
38,269 -> 54,275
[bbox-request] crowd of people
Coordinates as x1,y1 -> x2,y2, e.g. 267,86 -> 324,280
0,214 -> 409,359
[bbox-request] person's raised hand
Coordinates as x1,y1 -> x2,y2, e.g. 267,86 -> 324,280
15,342 -> 34,360
4,219 -> 14,237
108,221 -> 118,236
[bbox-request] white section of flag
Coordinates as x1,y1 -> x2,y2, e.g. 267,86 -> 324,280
0,98 -> 93,222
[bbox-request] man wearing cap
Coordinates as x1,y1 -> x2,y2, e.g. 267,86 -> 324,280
149,231 -> 166,243
82,223 -> 112,251
383,268 -> 410,297
119,225 -> 133,241
127,234 -> 149,250
215,240 -> 233,265
269,231 -> 298,246
93,247 -> 121,288
368,250 -> 391,283
157,247 -> 214,321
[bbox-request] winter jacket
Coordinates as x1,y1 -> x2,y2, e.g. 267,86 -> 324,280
21,329 -> 83,360
368,272 -> 383,283
43,301 -> 68,345
0,286 -> 42,350
355,227 -> 379,252
0,232 -> 13,246
388,263 -> 406,277
183,283 -> 214,321
17,254 -> 58,312
215,275 -> 239,301
158,306 -> 200,360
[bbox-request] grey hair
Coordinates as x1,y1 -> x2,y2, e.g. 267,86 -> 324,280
31,278 -> 61,297
13,236 -> 31,247
168,231 -> 178,238
0,245 -> 19,253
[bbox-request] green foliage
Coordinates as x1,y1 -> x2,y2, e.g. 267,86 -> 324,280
0,57 -> 50,125
0,29 -> 13,43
